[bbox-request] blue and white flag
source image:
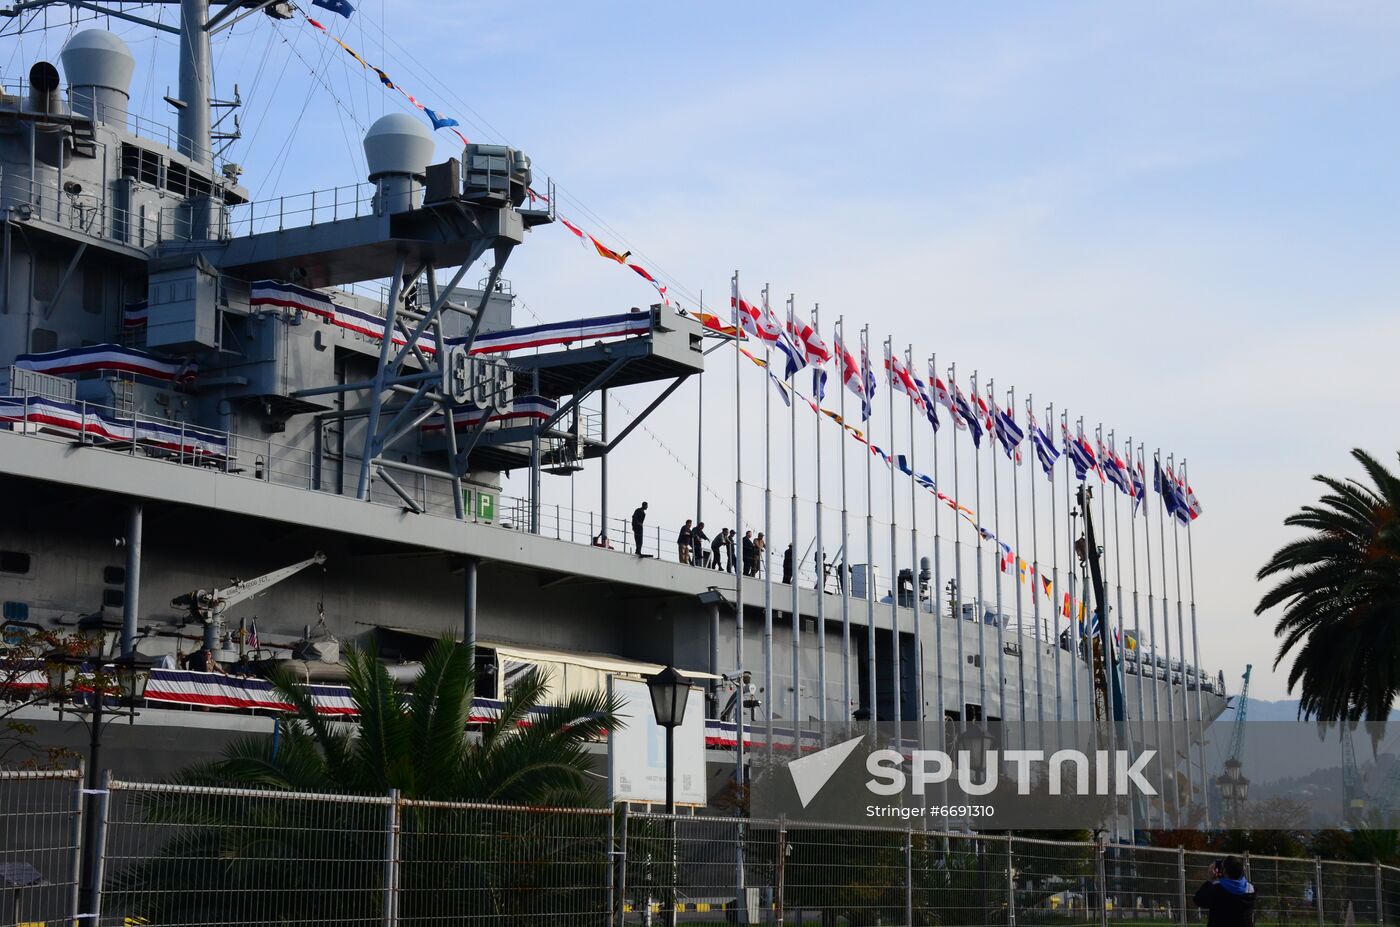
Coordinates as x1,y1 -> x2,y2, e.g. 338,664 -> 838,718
1028,411 -> 1060,479
912,376 -> 941,432
772,333 -> 803,380
423,108 -> 459,131
312,0 -> 354,18
992,402 -> 1024,460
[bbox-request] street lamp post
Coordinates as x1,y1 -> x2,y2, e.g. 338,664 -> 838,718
1216,758 -> 1249,827
647,666 -> 692,927
43,648 -> 152,918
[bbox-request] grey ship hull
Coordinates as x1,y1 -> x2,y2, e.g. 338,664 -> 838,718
0,432 -> 1226,785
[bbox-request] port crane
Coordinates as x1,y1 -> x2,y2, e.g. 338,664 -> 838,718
171,552 -> 327,649
1215,665 -> 1251,824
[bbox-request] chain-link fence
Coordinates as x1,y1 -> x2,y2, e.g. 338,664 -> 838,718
6,771 -> 1400,926
0,768 -> 83,927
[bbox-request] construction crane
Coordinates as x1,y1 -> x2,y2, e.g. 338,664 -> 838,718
171,552 -> 327,649
1216,665 -> 1251,825
1343,722 -> 1366,827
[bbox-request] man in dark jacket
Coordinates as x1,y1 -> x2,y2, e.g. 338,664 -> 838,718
692,522 -> 709,567
782,543 -> 794,585
677,519 -> 693,564
741,531 -> 756,575
632,502 -> 648,555
1192,857 -> 1255,927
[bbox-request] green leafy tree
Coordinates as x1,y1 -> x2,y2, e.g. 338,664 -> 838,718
106,638 -> 623,925
1258,449 -> 1400,736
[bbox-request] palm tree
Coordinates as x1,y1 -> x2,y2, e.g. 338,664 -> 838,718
187,636 -> 620,803
1257,449 -> 1400,733
105,638 -> 624,925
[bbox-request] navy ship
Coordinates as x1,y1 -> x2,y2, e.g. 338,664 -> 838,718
0,1 -> 1227,819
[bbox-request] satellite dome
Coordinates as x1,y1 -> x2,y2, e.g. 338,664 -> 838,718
61,30 -> 135,95
363,113 -> 434,180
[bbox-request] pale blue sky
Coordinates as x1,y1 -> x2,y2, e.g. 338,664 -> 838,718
10,1 -> 1400,700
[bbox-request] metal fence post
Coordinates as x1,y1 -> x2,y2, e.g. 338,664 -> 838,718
1006,833 -> 1016,927
1096,833 -> 1108,927
776,816 -> 786,927
607,809 -> 616,927
86,770 -> 112,927
1177,846 -> 1187,927
617,803 -> 630,927
1377,863 -> 1385,927
383,789 -> 401,927
67,764 -> 85,926
905,824 -> 914,927
1316,856 -> 1325,927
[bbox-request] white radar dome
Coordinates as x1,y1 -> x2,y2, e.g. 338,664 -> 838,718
363,113 -> 435,179
61,30 -> 135,95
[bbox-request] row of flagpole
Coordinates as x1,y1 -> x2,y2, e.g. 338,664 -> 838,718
719,271 -> 1208,828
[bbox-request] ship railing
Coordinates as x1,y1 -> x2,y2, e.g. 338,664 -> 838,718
0,166 -> 217,247
0,78 -> 232,172
0,392 -> 1221,696
225,181 -> 380,237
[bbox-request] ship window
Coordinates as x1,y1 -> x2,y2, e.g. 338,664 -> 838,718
30,329 -> 57,353
167,161 -> 189,198
82,270 -> 104,314
102,588 -> 125,609
104,566 -> 126,585
121,144 -> 161,188
2,602 -> 27,622
0,552 -> 31,575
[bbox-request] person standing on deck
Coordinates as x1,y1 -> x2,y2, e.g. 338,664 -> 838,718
632,502 -> 648,555
678,520 -> 693,564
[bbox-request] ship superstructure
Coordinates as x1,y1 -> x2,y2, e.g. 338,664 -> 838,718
0,1 -> 1226,825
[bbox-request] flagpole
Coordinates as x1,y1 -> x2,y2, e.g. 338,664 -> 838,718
905,345 -> 923,755
1126,433 -> 1150,826
813,304 -> 828,741
1010,386 -> 1029,750
1063,410 -> 1081,732
1047,402 -> 1062,749
1110,429 -> 1137,832
930,355 -> 946,754
1097,423 -> 1124,839
949,363 -> 966,736
989,378 -> 1008,742
972,370 -> 987,728
838,317 -> 852,739
885,336 -> 903,740
762,284 -> 775,762
863,325 -> 877,730
1141,442 -> 1168,826
1155,447 -> 1179,826
696,292 -> 704,530
1095,424 -> 1118,760
1183,459 -> 1208,828
1027,395 -> 1046,751
787,294 -> 802,742
730,271 -> 746,796
1169,452 -> 1197,822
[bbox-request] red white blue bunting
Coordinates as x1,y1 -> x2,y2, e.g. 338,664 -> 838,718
0,396 -> 229,458
15,345 -> 196,384
420,395 -> 557,433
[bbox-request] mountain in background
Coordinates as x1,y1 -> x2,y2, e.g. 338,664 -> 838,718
1236,698 -> 1399,722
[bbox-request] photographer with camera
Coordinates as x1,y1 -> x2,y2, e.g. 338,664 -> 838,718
1193,856 -> 1255,927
